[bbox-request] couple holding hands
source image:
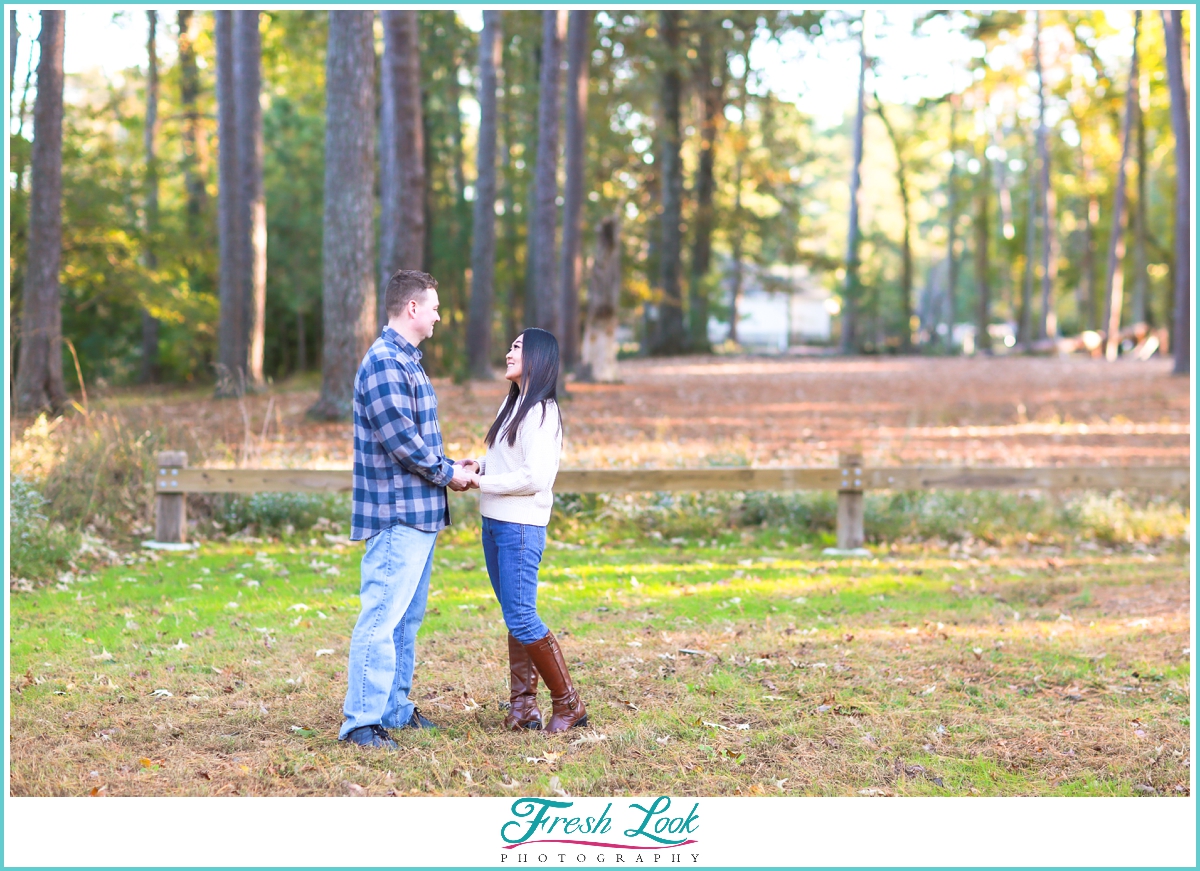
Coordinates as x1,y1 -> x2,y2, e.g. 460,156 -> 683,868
339,270 -> 586,749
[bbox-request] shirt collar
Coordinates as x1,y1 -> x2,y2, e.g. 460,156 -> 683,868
381,325 -> 422,361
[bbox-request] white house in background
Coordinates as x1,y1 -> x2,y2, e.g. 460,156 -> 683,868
707,261 -> 833,350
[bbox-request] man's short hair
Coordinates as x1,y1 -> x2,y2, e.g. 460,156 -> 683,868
384,270 -> 438,318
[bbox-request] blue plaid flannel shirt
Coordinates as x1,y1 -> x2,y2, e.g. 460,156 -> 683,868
351,326 -> 455,540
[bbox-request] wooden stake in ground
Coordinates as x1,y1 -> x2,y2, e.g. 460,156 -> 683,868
14,11 -> 67,415
836,452 -> 865,550
1103,12 -> 1140,363
309,12 -> 377,421
155,451 -> 189,543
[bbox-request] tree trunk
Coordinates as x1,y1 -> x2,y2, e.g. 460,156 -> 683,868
688,24 -> 723,352
295,308 -> 306,373
944,92 -> 960,349
875,95 -> 912,351
1162,10 -> 1190,375
728,53 -> 750,346
579,216 -> 621,382
308,11 -> 377,421
1131,59 -> 1148,326
1103,11 -> 1140,362
1018,132 -> 1036,347
841,24 -> 867,354
499,44 -> 521,343
234,11 -> 266,389
15,10 -> 67,414
466,11 -> 502,380
650,9 -> 685,356
975,152 -> 992,353
9,11 -> 18,109
177,10 -> 206,238
525,11 -> 564,335
1034,13 -> 1057,339
140,10 -> 161,385
214,11 -> 244,395
379,10 -> 425,325
1079,145 -> 1099,331
558,10 -> 591,370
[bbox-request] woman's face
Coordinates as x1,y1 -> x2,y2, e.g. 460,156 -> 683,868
504,335 -> 523,384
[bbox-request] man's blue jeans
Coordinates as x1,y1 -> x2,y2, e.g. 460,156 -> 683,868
482,517 -> 550,645
340,523 -> 437,738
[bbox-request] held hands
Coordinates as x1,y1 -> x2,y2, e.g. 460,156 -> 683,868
448,460 -> 481,492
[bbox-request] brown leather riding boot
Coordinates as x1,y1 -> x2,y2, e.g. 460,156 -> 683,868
523,631 -> 588,734
504,632 -> 543,731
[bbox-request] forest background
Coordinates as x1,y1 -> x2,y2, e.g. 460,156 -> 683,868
8,7 -> 1192,409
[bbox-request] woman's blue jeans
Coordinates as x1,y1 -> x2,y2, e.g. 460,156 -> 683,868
481,517 -> 550,645
339,523 -> 437,739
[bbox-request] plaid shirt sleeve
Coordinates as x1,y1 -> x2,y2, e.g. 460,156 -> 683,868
361,356 -> 455,487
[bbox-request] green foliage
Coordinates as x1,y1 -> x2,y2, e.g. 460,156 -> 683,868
214,491 -> 350,535
10,477 -> 78,582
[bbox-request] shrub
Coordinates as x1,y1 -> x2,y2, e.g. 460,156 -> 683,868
10,476 -> 78,583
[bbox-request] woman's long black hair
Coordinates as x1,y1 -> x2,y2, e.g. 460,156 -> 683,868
484,328 -> 563,448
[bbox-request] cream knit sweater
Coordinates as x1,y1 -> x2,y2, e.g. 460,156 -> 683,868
478,398 -> 562,526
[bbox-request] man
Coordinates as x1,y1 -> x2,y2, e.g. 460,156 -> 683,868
340,269 -> 476,748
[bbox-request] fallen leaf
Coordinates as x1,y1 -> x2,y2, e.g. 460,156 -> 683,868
341,780 -> 367,797
150,689 -> 173,698
315,649 -> 335,657
90,649 -> 114,662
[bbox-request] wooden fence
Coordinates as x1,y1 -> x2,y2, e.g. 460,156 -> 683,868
152,450 -> 1189,549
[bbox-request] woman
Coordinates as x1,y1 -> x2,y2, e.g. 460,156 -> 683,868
463,328 -> 588,733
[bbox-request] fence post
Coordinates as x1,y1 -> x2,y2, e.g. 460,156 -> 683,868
836,451 -> 865,549
155,451 -> 188,543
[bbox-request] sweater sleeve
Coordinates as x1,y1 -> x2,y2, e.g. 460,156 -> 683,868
477,406 -> 560,497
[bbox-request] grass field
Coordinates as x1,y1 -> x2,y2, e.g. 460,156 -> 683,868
9,522 -> 1190,797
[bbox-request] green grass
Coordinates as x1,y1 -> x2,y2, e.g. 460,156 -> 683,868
8,531 -> 1190,797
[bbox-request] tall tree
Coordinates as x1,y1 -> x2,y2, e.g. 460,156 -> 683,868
651,10 -> 686,355
14,11 -> 67,414
974,145 -> 992,353
1161,10 -> 1190,375
840,21 -> 867,354
234,11 -> 266,388
177,10 -> 206,238
1131,47 -> 1148,326
140,10 -> 161,384
214,11 -> 244,395
1102,11 -> 1140,362
9,11 -> 18,111
688,18 -> 725,352
379,10 -> 426,324
728,49 -> 750,345
559,10 -> 592,369
578,215 -> 622,382
309,11 -> 377,420
466,10 -> 502,379
943,91 -> 960,348
875,94 -> 913,351
526,10 -> 564,334
1033,12 -> 1057,339
1017,131 -> 1036,346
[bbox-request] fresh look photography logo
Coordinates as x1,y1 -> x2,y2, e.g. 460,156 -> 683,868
500,796 -> 700,865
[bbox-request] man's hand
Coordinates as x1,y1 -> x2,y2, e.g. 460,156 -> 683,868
448,464 -> 479,491
459,458 -> 481,474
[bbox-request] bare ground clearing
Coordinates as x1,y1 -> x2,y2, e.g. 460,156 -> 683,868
13,355 -> 1188,475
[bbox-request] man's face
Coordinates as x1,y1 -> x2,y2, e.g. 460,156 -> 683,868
409,288 -> 441,341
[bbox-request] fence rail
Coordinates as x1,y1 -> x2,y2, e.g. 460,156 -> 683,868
151,450 -> 1188,549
